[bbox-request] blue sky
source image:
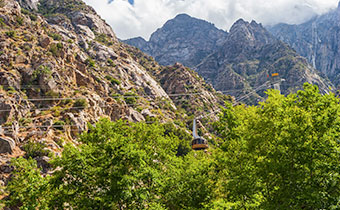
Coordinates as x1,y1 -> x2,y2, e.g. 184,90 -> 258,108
84,0 -> 339,40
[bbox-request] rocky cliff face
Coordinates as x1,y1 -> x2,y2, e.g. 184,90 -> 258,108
124,14 -> 227,67
268,2 -> 340,86
196,19 -> 332,101
0,0 -> 223,186
124,43 -> 229,119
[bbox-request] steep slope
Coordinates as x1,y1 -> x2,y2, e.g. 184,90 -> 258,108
196,19 -> 332,100
125,43 -> 230,120
0,0 -> 225,183
268,2 -> 340,86
124,14 -> 227,67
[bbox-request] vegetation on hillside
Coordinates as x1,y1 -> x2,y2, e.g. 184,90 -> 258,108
2,83 -> 340,209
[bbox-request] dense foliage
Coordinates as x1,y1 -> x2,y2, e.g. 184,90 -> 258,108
2,84 -> 340,209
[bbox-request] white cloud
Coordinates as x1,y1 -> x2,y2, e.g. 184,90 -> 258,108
83,0 -> 339,40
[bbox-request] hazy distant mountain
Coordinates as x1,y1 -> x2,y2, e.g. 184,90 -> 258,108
268,2 -> 340,86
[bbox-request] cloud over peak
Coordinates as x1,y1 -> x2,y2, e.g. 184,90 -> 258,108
84,0 -> 339,40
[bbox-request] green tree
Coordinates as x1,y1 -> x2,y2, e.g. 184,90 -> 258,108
3,157 -> 51,209
214,83 -> 340,209
4,119 -> 211,209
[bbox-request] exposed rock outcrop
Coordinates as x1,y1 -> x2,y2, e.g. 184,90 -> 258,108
0,137 -> 15,154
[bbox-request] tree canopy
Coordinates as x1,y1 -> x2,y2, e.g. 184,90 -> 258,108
2,83 -> 340,209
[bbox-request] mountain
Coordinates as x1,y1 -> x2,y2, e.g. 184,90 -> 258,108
268,2 -> 340,86
196,19 -> 332,100
124,14 -> 227,67
125,15 -> 333,101
0,0 -> 224,183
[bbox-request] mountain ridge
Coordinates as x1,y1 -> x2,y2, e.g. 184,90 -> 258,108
125,14 -> 333,102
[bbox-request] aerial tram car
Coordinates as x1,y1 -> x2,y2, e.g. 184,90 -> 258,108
191,118 -> 209,150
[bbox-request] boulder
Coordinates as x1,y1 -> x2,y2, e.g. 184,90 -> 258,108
15,54 -> 27,64
39,36 -> 51,48
76,25 -> 95,40
141,109 -> 157,119
34,156 -> 51,172
0,136 -> 15,154
128,107 -> 145,122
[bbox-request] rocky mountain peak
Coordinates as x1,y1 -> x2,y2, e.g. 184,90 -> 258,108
125,13 -> 228,67
229,18 -> 247,31
227,19 -> 275,50
173,13 -> 191,20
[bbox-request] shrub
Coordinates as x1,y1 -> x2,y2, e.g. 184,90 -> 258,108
0,18 -> 5,27
124,92 -> 137,105
95,33 -> 113,46
32,65 -> 52,81
19,118 -> 32,126
73,98 -> 87,109
48,32 -> 62,41
86,58 -> 96,68
56,42 -> 63,49
5,31 -> 16,38
105,75 -> 121,86
53,120 -> 65,130
45,90 -> 59,98
29,13 -> 37,21
107,59 -> 115,66
22,141 -> 52,158
16,16 -> 24,25
49,42 -> 63,56
21,8 -> 30,15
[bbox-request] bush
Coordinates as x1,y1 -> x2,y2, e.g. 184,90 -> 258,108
105,75 -> 121,86
32,65 -> 52,81
22,141 -> 52,158
5,31 -> 16,38
49,32 -> 62,40
16,16 -> 24,25
85,58 -> 96,67
49,43 -> 63,56
53,120 -> 65,130
0,18 -> 5,27
29,13 -> 37,21
73,98 -> 87,109
107,59 -> 115,66
95,33 -> 113,46
124,92 -> 138,105
22,9 -> 38,21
